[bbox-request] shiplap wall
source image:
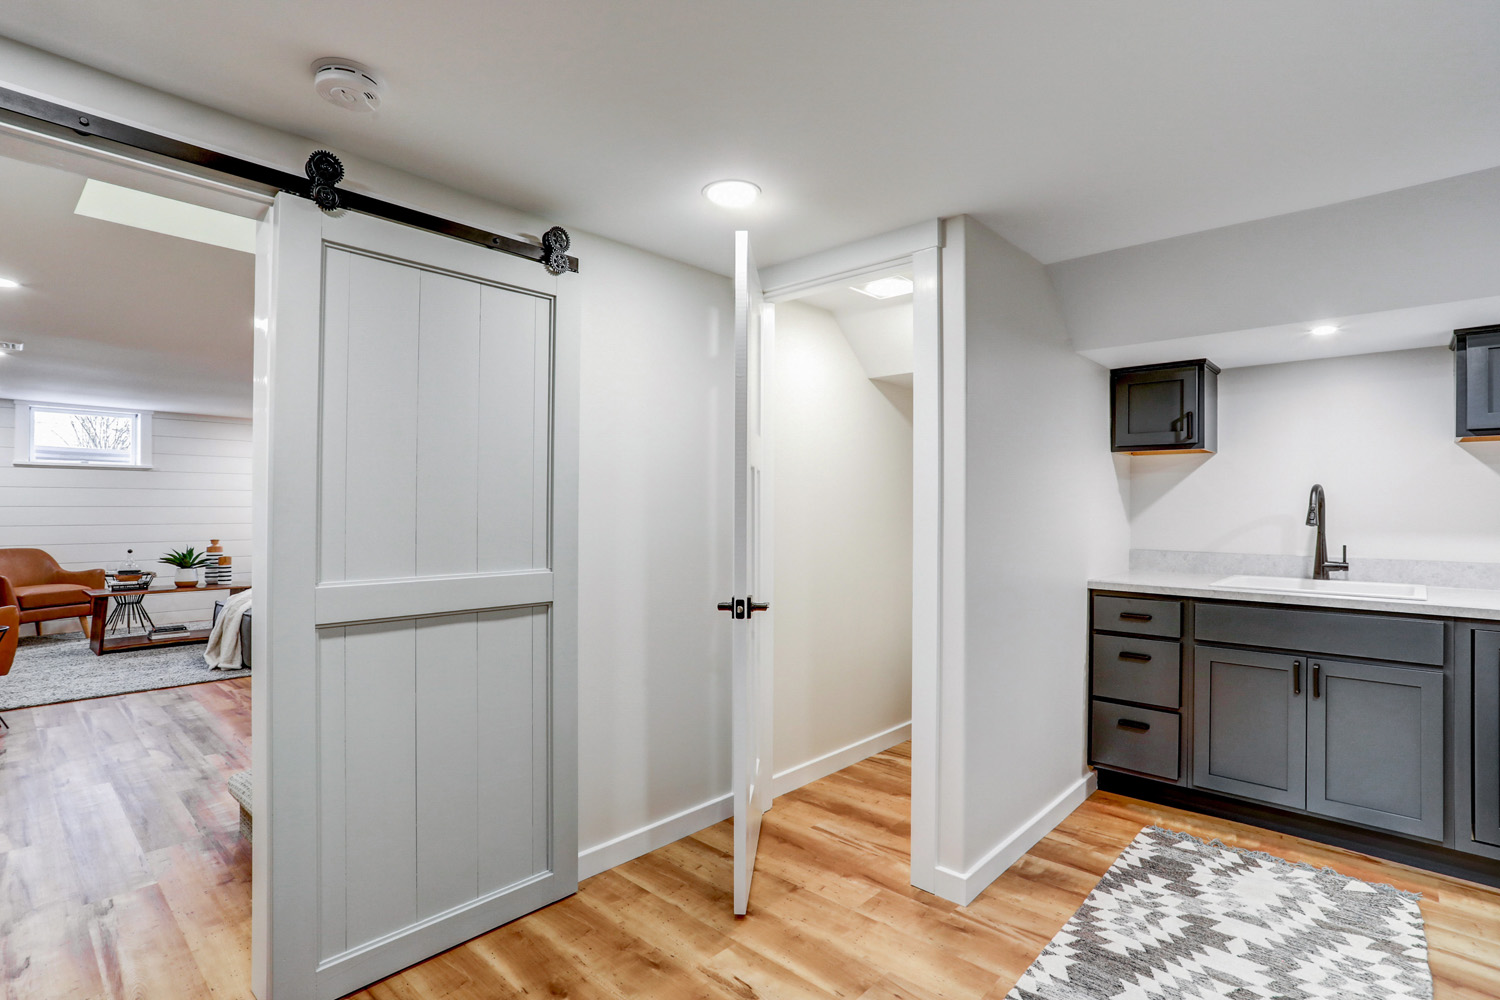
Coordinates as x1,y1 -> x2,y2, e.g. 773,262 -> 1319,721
0,398 -> 252,632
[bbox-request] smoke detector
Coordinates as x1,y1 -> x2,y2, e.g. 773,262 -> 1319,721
312,59 -> 384,113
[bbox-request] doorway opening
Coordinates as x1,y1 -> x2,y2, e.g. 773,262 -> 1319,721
727,221 -> 944,906
766,266 -> 915,833
0,119 -> 265,997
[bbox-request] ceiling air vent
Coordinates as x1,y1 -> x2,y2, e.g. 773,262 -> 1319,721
313,59 -> 384,113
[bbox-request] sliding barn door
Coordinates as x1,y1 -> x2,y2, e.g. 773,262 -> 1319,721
253,194 -> 577,999
728,230 -> 774,915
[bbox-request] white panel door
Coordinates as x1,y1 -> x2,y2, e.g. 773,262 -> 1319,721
254,194 -> 577,1000
729,230 -> 774,915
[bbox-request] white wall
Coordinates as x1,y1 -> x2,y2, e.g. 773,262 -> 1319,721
574,236 -> 734,865
0,399 -> 251,631
1130,347 -> 1500,563
940,216 -> 1130,900
839,302 -> 915,382
771,301 -> 912,787
0,37 -> 736,875
1048,166 -> 1500,357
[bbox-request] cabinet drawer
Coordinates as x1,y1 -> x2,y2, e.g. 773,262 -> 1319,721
1091,702 -> 1179,780
1093,595 -> 1182,638
1092,634 -> 1181,708
1195,602 -> 1444,666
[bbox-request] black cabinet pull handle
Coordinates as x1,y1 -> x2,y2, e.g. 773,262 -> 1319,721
1119,612 -> 1153,622
1182,410 -> 1194,441
1293,660 -> 1301,695
1118,651 -> 1152,662
1116,719 -> 1151,733
1312,663 -> 1321,699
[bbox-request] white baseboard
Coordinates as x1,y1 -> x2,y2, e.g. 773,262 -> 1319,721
576,722 -> 914,881
577,792 -> 732,880
931,770 -> 1097,905
771,721 -> 913,797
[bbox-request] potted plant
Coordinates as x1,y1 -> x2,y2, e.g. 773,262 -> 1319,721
160,547 -> 210,588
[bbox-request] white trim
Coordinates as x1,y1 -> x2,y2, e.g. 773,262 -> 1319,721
930,771 -> 1098,906
9,462 -> 153,470
935,218 -> 969,887
772,721 -> 912,797
908,243 -> 943,895
754,222 -> 947,903
761,220 -> 944,302
577,793 -> 732,880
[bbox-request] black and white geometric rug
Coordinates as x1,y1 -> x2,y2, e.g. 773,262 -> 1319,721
1006,826 -> 1432,1000
2,629 -> 248,710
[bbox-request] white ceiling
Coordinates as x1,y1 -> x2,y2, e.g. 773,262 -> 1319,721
0,151 -> 254,416
0,2 -> 1497,274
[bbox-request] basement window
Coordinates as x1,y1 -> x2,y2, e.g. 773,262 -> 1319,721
14,401 -> 153,468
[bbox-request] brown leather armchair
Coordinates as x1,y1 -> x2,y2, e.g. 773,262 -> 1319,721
1,604 -> 19,727
0,548 -> 105,636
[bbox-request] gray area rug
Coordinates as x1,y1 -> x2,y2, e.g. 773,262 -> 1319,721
2,629 -> 249,710
1007,825 -> 1432,1000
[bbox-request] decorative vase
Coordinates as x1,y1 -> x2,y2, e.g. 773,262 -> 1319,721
174,567 -> 199,588
205,539 -> 224,584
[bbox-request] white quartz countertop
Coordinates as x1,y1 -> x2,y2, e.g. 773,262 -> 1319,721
1088,570 -> 1500,622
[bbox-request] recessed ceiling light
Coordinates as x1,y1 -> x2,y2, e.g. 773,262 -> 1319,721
702,179 -> 761,209
1310,324 -> 1340,336
852,276 -> 914,300
0,277 -> 19,289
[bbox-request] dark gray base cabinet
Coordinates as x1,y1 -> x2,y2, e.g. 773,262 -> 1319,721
1475,629 -> 1500,848
1192,646 -> 1444,841
1192,646 -> 1306,810
1307,658 -> 1444,841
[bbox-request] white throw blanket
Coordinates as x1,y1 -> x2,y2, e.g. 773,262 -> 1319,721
205,588 -> 252,669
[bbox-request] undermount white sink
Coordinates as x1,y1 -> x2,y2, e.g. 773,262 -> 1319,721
1209,575 -> 1429,602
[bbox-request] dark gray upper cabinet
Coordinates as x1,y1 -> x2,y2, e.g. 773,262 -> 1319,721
1454,325 -> 1500,440
1110,359 -> 1219,454
1192,645 -> 1306,809
1306,657 -> 1444,841
1475,630 -> 1500,848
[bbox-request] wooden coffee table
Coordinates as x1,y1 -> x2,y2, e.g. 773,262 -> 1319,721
87,583 -> 250,655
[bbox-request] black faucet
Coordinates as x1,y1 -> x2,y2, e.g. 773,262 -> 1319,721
1305,484 -> 1350,580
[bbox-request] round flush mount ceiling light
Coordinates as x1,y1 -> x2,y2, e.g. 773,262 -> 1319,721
702,179 -> 761,209
313,59 -> 385,113
0,277 -> 20,289
1310,324 -> 1340,336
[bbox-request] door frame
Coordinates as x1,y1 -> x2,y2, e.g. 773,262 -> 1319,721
759,220 -> 945,892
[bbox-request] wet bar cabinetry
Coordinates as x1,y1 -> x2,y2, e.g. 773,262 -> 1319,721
1089,588 -> 1500,886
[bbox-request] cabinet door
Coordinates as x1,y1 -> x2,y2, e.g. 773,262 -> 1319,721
1193,646 -> 1306,809
1475,630 -> 1500,847
1464,330 -> 1500,433
1113,366 -> 1200,451
1307,658 -> 1444,840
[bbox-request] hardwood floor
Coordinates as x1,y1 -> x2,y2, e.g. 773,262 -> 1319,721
0,677 -> 252,1000
4,686 -> 1499,999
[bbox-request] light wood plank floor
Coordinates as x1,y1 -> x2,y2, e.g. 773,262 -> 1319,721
0,677 -> 252,1000
4,683 -> 1498,999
